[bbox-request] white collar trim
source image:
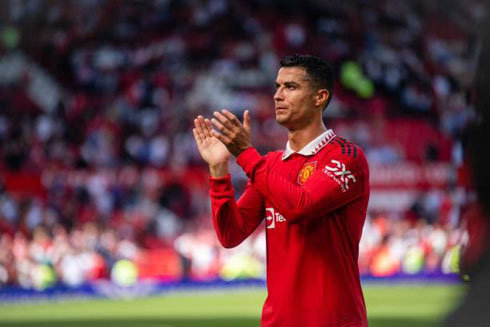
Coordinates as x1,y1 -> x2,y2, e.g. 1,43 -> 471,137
282,129 -> 336,160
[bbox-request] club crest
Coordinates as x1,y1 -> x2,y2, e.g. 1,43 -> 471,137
297,161 -> 317,185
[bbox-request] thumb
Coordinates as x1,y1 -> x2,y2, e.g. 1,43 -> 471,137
243,110 -> 251,133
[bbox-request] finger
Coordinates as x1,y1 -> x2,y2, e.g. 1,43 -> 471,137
210,128 -> 232,145
192,128 -> 202,145
204,119 -> 213,138
243,110 -> 251,133
211,117 -> 232,137
213,111 -> 235,130
198,116 -> 211,141
194,118 -> 205,141
221,109 -> 241,127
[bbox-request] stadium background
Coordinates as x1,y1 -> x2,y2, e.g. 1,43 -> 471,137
0,0 -> 486,326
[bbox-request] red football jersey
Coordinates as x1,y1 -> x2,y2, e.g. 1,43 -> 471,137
209,130 -> 370,327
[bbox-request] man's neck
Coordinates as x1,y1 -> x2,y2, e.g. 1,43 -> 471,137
287,123 -> 327,152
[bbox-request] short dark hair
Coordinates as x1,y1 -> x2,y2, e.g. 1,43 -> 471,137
280,54 -> 335,109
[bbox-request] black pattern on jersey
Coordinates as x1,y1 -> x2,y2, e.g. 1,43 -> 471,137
331,137 -> 358,158
332,139 -> 345,154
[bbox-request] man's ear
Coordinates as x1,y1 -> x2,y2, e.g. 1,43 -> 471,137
315,89 -> 329,108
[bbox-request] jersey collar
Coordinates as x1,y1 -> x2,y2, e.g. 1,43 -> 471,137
282,129 -> 336,160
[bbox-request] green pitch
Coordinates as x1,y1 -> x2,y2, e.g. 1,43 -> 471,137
0,284 -> 463,327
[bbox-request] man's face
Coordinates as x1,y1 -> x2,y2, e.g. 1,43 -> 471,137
273,67 -> 318,130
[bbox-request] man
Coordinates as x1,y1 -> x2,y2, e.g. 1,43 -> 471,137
192,54 -> 369,327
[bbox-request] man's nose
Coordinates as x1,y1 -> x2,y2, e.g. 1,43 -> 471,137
274,88 -> 284,101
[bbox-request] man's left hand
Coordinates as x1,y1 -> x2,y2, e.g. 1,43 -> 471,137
210,109 -> 252,157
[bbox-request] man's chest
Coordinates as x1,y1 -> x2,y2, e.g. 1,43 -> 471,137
263,155 -> 322,231
269,154 -> 321,186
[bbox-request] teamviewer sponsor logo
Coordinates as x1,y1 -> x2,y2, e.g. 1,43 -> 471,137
265,208 -> 286,229
322,160 -> 357,192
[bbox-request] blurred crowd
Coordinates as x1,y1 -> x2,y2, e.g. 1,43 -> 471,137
0,0 -> 485,288
0,212 -> 466,289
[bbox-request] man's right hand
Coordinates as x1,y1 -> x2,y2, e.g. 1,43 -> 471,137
193,115 -> 231,177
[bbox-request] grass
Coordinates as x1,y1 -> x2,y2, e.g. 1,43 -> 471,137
0,284 -> 464,327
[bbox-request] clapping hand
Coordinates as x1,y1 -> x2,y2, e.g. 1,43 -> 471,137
209,109 -> 252,157
193,115 -> 231,167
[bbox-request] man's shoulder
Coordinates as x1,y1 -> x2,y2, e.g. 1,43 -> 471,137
323,136 -> 366,160
264,150 -> 284,162
320,136 -> 369,174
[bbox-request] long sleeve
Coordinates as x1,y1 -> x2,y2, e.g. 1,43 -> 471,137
209,174 -> 265,248
236,147 -> 368,223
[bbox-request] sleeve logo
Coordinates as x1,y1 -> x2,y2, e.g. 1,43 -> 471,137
297,161 -> 317,185
265,208 -> 286,229
322,160 -> 357,192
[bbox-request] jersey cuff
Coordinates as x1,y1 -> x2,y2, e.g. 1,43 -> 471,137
209,174 -> 234,196
236,147 -> 263,177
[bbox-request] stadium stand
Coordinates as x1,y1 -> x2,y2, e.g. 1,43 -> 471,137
0,0 -> 484,289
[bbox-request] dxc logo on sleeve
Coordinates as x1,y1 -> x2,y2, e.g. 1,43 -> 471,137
322,159 -> 357,192
265,208 -> 286,229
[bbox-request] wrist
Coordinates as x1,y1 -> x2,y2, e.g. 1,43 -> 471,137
233,145 -> 252,157
209,163 -> 229,178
